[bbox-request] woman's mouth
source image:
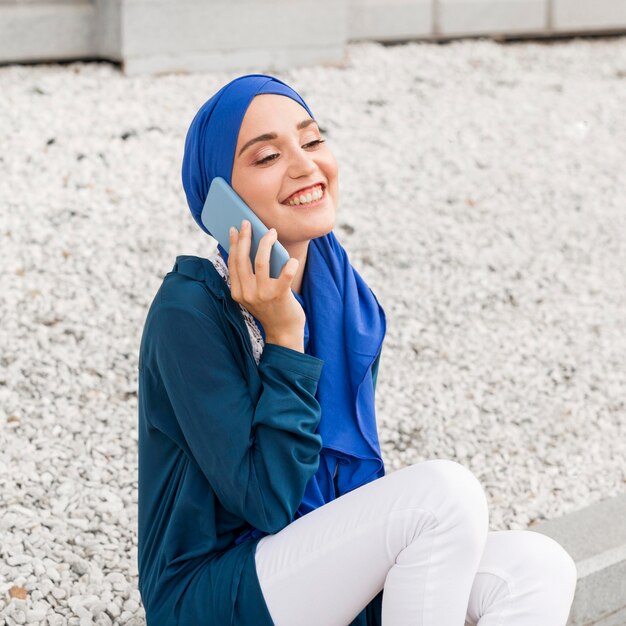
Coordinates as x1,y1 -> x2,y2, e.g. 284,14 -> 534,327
281,184 -> 326,208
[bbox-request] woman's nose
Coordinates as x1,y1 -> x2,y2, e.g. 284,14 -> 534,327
287,145 -> 318,176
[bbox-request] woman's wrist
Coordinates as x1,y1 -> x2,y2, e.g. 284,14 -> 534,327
265,333 -> 304,353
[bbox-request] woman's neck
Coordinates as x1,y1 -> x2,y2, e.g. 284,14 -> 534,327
285,241 -> 309,296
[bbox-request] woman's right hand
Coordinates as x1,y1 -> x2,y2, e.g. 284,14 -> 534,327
227,219 -> 306,346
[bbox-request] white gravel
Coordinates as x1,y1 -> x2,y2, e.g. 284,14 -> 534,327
1,36 -> 626,624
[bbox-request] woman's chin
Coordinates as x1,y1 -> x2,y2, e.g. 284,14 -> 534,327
280,215 -> 335,245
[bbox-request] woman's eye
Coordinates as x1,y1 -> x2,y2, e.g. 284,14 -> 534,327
305,139 -> 326,148
254,139 -> 326,165
255,153 -> 279,165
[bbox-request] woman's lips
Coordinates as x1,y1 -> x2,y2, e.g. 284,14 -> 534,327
281,185 -> 326,208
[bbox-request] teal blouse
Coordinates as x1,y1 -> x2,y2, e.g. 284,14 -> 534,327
137,255 -> 382,625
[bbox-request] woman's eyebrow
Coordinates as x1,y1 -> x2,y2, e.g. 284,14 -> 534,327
238,118 -> 318,157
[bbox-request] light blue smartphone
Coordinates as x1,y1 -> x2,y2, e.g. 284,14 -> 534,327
200,177 -> 291,279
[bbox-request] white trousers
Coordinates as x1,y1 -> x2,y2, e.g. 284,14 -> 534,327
254,460 -> 578,626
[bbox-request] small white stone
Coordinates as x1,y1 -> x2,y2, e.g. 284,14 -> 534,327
51,587 -> 66,600
122,599 -> 139,613
106,602 -> 121,619
45,568 -> 61,583
26,607 -> 48,622
7,555 -> 33,567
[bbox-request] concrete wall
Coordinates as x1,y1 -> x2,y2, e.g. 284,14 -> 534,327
1,0 -> 626,75
348,0 -> 626,41
119,0 -> 347,76
0,0 -> 97,63
0,0 -> 347,74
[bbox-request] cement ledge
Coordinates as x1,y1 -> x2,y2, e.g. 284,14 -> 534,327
532,492 -> 626,626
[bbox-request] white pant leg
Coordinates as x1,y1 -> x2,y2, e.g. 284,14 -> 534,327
254,459 -> 489,626
464,530 -> 577,626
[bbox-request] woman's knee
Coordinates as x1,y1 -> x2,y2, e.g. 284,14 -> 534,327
402,459 -> 489,531
520,531 -> 577,589
487,530 -> 578,595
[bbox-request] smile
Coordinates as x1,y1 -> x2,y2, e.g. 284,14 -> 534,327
282,184 -> 325,207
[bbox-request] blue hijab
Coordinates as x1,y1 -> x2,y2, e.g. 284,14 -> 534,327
181,74 -> 386,541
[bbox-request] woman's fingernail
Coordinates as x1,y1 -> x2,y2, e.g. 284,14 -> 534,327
229,227 -> 235,236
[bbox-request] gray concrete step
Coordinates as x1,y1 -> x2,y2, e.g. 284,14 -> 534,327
533,493 -> 626,626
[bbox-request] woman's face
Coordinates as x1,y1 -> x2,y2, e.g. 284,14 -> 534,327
231,94 -> 339,251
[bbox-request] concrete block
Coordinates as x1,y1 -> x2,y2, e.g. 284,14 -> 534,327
0,0 -> 86,5
0,1 -> 96,63
437,0 -> 547,36
552,0 -> 626,32
94,0 -> 122,60
348,0 -> 431,41
532,493 -> 626,626
591,605 -> 626,626
121,0 -> 346,60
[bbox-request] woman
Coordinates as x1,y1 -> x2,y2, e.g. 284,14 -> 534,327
137,74 -> 578,625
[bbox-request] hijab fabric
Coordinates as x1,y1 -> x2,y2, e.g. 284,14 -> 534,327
181,74 -> 386,541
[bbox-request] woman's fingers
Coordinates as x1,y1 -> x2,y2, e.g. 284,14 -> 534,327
278,257 -> 299,290
235,220 -> 255,288
228,220 -> 298,303
254,228 -> 277,294
228,226 -> 241,300
255,228 -> 298,293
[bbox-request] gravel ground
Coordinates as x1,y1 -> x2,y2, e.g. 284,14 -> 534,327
1,36 -> 626,624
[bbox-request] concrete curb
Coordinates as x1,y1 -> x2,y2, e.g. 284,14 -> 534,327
532,493 -> 626,626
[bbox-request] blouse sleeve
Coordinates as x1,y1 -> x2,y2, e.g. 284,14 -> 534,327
148,303 -> 324,534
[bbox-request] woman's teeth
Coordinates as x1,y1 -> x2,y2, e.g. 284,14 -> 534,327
285,185 -> 324,206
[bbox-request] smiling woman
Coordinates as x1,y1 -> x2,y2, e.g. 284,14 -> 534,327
136,74 -> 577,626
230,93 -> 339,296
